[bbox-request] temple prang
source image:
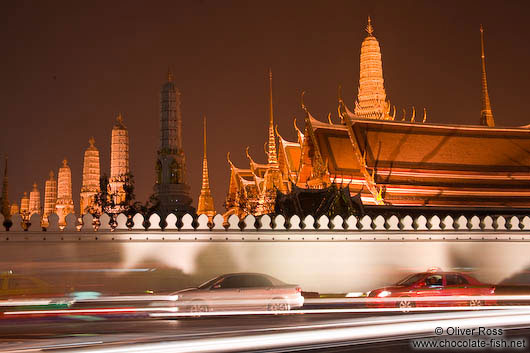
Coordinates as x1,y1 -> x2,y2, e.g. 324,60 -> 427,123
153,70 -> 194,216
42,170 -> 57,228
55,159 -> 74,227
80,137 -> 101,215
109,113 -> 129,209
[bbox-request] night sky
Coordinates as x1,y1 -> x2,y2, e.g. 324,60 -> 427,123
2,0 -> 530,213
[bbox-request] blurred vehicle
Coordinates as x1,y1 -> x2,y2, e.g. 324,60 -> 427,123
171,273 -> 304,313
366,268 -> 496,311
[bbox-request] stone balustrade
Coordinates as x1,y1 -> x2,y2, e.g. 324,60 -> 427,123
1,212 -> 530,236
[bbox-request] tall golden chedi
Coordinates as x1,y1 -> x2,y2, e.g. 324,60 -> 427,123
42,171 -> 57,227
55,159 -> 74,226
354,17 -> 392,120
109,114 -> 129,206
1,155 -> 10,220
197,116 -> 215,220
29,182 -> 41,216
80,137 -> 101,214
154,71 -> 194,215
20,192 -> 29,220
480,25 -> 495,127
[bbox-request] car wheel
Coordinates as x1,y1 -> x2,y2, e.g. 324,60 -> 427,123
267,299 -> 290,313
398,298 -> 414,313
189,301 -> 209,315
469,299 -> 483,308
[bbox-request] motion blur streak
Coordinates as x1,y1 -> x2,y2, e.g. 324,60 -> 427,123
149,306 -> 530,318
62,310 -> 530,353
4,307 -> 178,316
304,295 -> 530,303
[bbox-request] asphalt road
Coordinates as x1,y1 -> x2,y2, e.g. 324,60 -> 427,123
2,310 -> 530,353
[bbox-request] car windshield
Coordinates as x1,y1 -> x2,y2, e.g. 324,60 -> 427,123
198,276 -> 223,289
395,273 -> 426,286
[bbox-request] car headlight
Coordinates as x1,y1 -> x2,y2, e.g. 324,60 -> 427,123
169,295 -> 179,301
377,290 -> 391,298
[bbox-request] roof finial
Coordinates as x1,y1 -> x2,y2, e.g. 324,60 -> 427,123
88,136 -> 95,147
267,68 -> 278,166
62,158 -> 68,167
269,68 -> 274,125
167,68 -> 173,82
116,112 -> 123,123
3,154 -> 7,177
366,16 -> 374,36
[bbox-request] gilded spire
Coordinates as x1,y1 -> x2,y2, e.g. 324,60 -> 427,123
366,16 -> 374,36
267,68 -> 278,166
480,25 -> 495,127
168,68 -> 173,82
197,116 -> 215,218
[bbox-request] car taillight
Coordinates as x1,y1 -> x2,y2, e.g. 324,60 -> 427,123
296,287 -> 302,293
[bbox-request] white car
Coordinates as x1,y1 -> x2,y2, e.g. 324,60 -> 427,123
172,273 -> 304,313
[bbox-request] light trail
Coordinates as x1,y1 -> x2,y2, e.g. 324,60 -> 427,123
57,309 -> 530,353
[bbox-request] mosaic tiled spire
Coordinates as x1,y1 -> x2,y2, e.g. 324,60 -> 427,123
154,70 -> 194,215
20,191 -> 30,220
109,114 -> 129,205
42,170 -> 57,227
80,137 -> 101,214
354,17 -> 391,120
29,182 -> 41,216
56,159 -> 74,226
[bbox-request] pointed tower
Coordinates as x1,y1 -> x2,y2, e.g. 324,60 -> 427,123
20,192 -> 30,220
154,70 -> 194,215
80,137 -> 101,214
42,171 -> 57,227
29,182 -> 41,216
197,116 -> 215,219
480,25 -> 495,127
56,159 -> 74,226
258,69 -> 286,214
354,17 -> 391,120
1,155 -> 10,220
109,114 -> 129,206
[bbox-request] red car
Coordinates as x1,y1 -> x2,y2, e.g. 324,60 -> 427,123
366,268 -> 495,311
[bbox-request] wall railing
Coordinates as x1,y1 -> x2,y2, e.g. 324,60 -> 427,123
1,212 -> 530,234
